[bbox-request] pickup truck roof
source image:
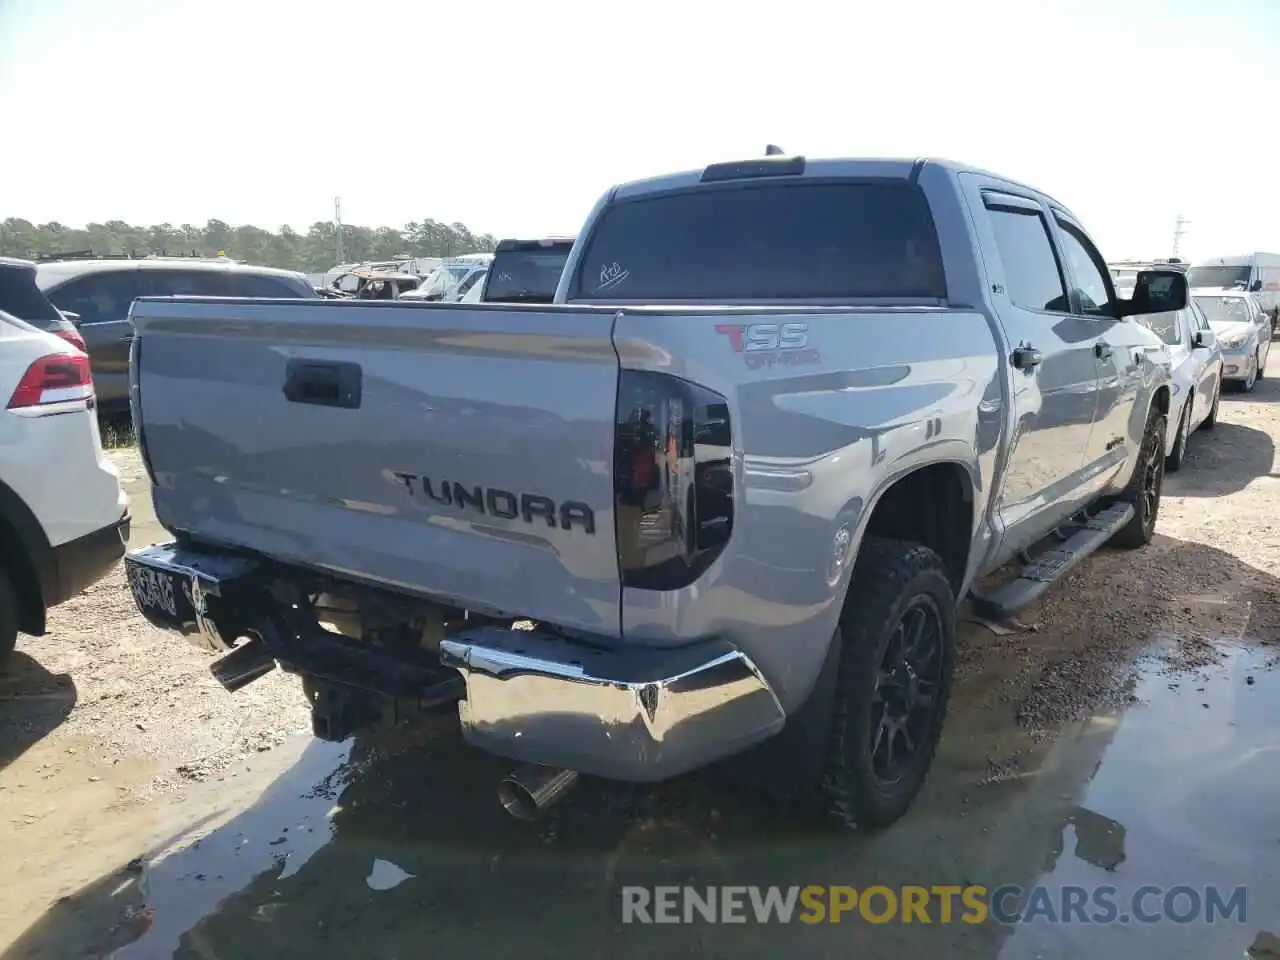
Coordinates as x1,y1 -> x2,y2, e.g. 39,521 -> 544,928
493,237 -> 575,253
609,155 -> 1079,222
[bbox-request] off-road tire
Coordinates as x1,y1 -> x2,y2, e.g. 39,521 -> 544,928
778,538 -> 956,831
1109,408 -> 1167,550
1201,379 -> 1220,430
0,570 -> 18,671
1165,400 -> 1190,472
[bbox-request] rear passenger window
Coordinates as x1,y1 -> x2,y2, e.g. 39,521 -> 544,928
986,207 -> 1069,312
143,270 -> 229,296
572,180 -> 947,301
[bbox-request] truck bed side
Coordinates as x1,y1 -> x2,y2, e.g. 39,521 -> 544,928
612,305 -> 1000,707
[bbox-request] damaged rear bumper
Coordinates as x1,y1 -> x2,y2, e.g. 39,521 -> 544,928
124,541 -> 785,782
440,628 -> 784,782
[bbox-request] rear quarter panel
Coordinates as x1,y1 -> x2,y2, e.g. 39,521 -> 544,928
613,306 -> 1000,712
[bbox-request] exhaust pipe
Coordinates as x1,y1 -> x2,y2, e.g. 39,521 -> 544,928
498,765 -> 579,821
210,637 -> 277,692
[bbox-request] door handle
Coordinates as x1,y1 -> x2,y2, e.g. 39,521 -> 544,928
1094,341 -> 1113,360
283,359 -> 362,409
1012,346 -> 1043,370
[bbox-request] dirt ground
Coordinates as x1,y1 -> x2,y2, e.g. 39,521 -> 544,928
2,386 -> 1279,959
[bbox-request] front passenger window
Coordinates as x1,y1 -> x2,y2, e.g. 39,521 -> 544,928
1054,221 -> 1115,318
986,207 -> 1070,313
1189,300 -> 1212,332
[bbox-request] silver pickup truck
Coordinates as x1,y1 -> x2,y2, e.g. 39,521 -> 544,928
123,154 -> 1183,830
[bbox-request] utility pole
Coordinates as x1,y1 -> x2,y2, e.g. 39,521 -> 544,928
334,196 -> 344,264
1172,214 -> 1190,259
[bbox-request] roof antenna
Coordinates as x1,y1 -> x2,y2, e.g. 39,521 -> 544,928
764,144 -> 785,156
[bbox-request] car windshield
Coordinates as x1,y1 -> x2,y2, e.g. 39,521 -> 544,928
1136,311 -> 1182,346
1187,264 -> 1251,289
419,264 -> 473,298
1194,295 -> 1254,325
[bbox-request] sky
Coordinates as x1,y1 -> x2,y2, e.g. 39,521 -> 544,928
0,0 -> 1276,262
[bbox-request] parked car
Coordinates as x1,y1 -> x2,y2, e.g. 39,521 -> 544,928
401,256 -> 493,302
1187,253 -> 1280,328
33,256 -> 316,415
1109,258 -> 1188,298
1133,299 -> 1224,468
319,268 -> 423,300
0,258 -> 86,353
479,237 -> 575,303
0,311 -> 129,667
1192,289 -> 1272,392
121,154 -> 1182,831
459,276 -> 485,302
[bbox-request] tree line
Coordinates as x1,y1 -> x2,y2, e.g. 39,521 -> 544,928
0,217 -> 498,273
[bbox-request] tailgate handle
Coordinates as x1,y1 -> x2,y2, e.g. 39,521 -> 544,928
283,359 -> 362,409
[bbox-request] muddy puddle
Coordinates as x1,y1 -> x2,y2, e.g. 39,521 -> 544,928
2,639 -> 1276,960
996,641 -> 1280,959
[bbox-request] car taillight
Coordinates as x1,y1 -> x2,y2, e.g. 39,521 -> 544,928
614,370 -> 734,590
53,327 -> 87,354
7,353 -> 94,410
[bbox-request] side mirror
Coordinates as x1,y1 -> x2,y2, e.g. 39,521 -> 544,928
1250,279 -> 1263,292
1193,330 -> 1212,349
1120,269 -> 1188,317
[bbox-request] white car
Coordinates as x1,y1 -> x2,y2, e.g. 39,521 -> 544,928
1134,299 -> 1224,469
400,259 -> 492,302
1192,289 -> 1273,392
0,311 -> 129,666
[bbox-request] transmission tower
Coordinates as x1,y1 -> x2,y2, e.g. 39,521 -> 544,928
335,197 -> 344,264
1172,214 -> 1190,258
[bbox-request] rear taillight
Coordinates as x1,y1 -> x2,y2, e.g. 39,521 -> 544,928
7,353 -> 94,410
53,327 -> 87,354
614,370 -> 734,590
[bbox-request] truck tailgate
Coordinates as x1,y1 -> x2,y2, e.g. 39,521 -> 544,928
130,298 -> 621,635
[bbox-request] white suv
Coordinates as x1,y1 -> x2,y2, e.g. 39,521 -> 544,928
0,311 -> 129,666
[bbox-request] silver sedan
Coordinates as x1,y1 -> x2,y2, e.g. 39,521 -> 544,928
1193,291 -> 1272,392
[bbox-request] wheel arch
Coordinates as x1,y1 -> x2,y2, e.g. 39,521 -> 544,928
851,460 -> 976,598
0,478 -> 54,635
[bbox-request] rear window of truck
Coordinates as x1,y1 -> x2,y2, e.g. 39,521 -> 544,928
0,265 -> 64,325
484,248 -> 571,303
571,180 -> 946,301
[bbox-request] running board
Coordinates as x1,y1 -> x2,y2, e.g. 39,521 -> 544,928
969,502 -> 1134,620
